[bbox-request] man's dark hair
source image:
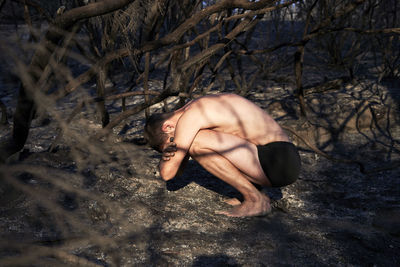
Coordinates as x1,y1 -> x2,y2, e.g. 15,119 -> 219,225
144,112 -> 173,152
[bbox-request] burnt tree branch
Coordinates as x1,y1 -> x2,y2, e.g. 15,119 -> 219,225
0,0 -> 136,163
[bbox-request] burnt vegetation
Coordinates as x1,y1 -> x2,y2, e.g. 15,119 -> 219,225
0,0 -> 399,266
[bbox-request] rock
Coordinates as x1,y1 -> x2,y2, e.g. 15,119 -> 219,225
345,103 -> 373,131
342,102 -> 391,132
267,101 -> 287,117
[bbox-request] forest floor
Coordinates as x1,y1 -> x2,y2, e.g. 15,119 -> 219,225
0,24 -> 400,266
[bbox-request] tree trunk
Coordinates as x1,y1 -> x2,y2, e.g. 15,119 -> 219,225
0,0 -> 135,163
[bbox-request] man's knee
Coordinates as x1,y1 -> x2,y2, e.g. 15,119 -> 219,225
188,130 -> 213,157
189,139 -> 206,157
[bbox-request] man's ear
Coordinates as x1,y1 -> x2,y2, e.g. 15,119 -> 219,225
161,120 -> 175,133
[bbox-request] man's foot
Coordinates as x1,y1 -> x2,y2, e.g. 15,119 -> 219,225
223,197 -> 241,206
216,194 -> 271,217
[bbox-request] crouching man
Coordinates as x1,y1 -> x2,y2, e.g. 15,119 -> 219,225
144,93 -> 300,217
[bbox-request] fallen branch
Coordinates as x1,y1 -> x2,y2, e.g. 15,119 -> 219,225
341,27 -> 400,35
303,76 -> 352,95
104,90 -> 161,101
283,126 -> 400,174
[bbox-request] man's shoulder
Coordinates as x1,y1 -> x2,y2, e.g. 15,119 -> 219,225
184,93 -> 247,116
192,93 -> 240,105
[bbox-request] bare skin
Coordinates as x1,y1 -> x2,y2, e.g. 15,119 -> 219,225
158,93 -> 289,217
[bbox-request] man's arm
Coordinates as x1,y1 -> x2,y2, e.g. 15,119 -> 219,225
159,109 -> 203,181
176,154 -> 190,177
159,139 -> 189,178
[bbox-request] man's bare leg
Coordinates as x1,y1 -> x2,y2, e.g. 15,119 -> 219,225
223,172 -> 262,206
189,130 -> 272,217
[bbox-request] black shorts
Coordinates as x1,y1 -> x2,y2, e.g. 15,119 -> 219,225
257,141 -> 301,187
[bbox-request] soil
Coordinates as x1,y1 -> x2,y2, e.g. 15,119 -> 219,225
0,25 -> 399,267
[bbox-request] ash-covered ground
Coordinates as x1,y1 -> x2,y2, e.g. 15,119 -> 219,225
0,24 -> 399,267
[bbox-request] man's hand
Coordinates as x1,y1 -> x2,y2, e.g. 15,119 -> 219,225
162,137 -> 177,161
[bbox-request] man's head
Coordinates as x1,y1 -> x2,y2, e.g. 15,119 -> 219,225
144,112 -> 175,152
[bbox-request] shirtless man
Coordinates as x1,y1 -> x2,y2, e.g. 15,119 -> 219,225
144,93 -> 300,217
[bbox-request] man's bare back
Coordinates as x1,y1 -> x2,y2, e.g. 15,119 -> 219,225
180,93 -> 289,145
145,93 -> 300,217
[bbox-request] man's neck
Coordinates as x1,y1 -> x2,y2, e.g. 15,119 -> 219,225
170,109 -> 184,124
